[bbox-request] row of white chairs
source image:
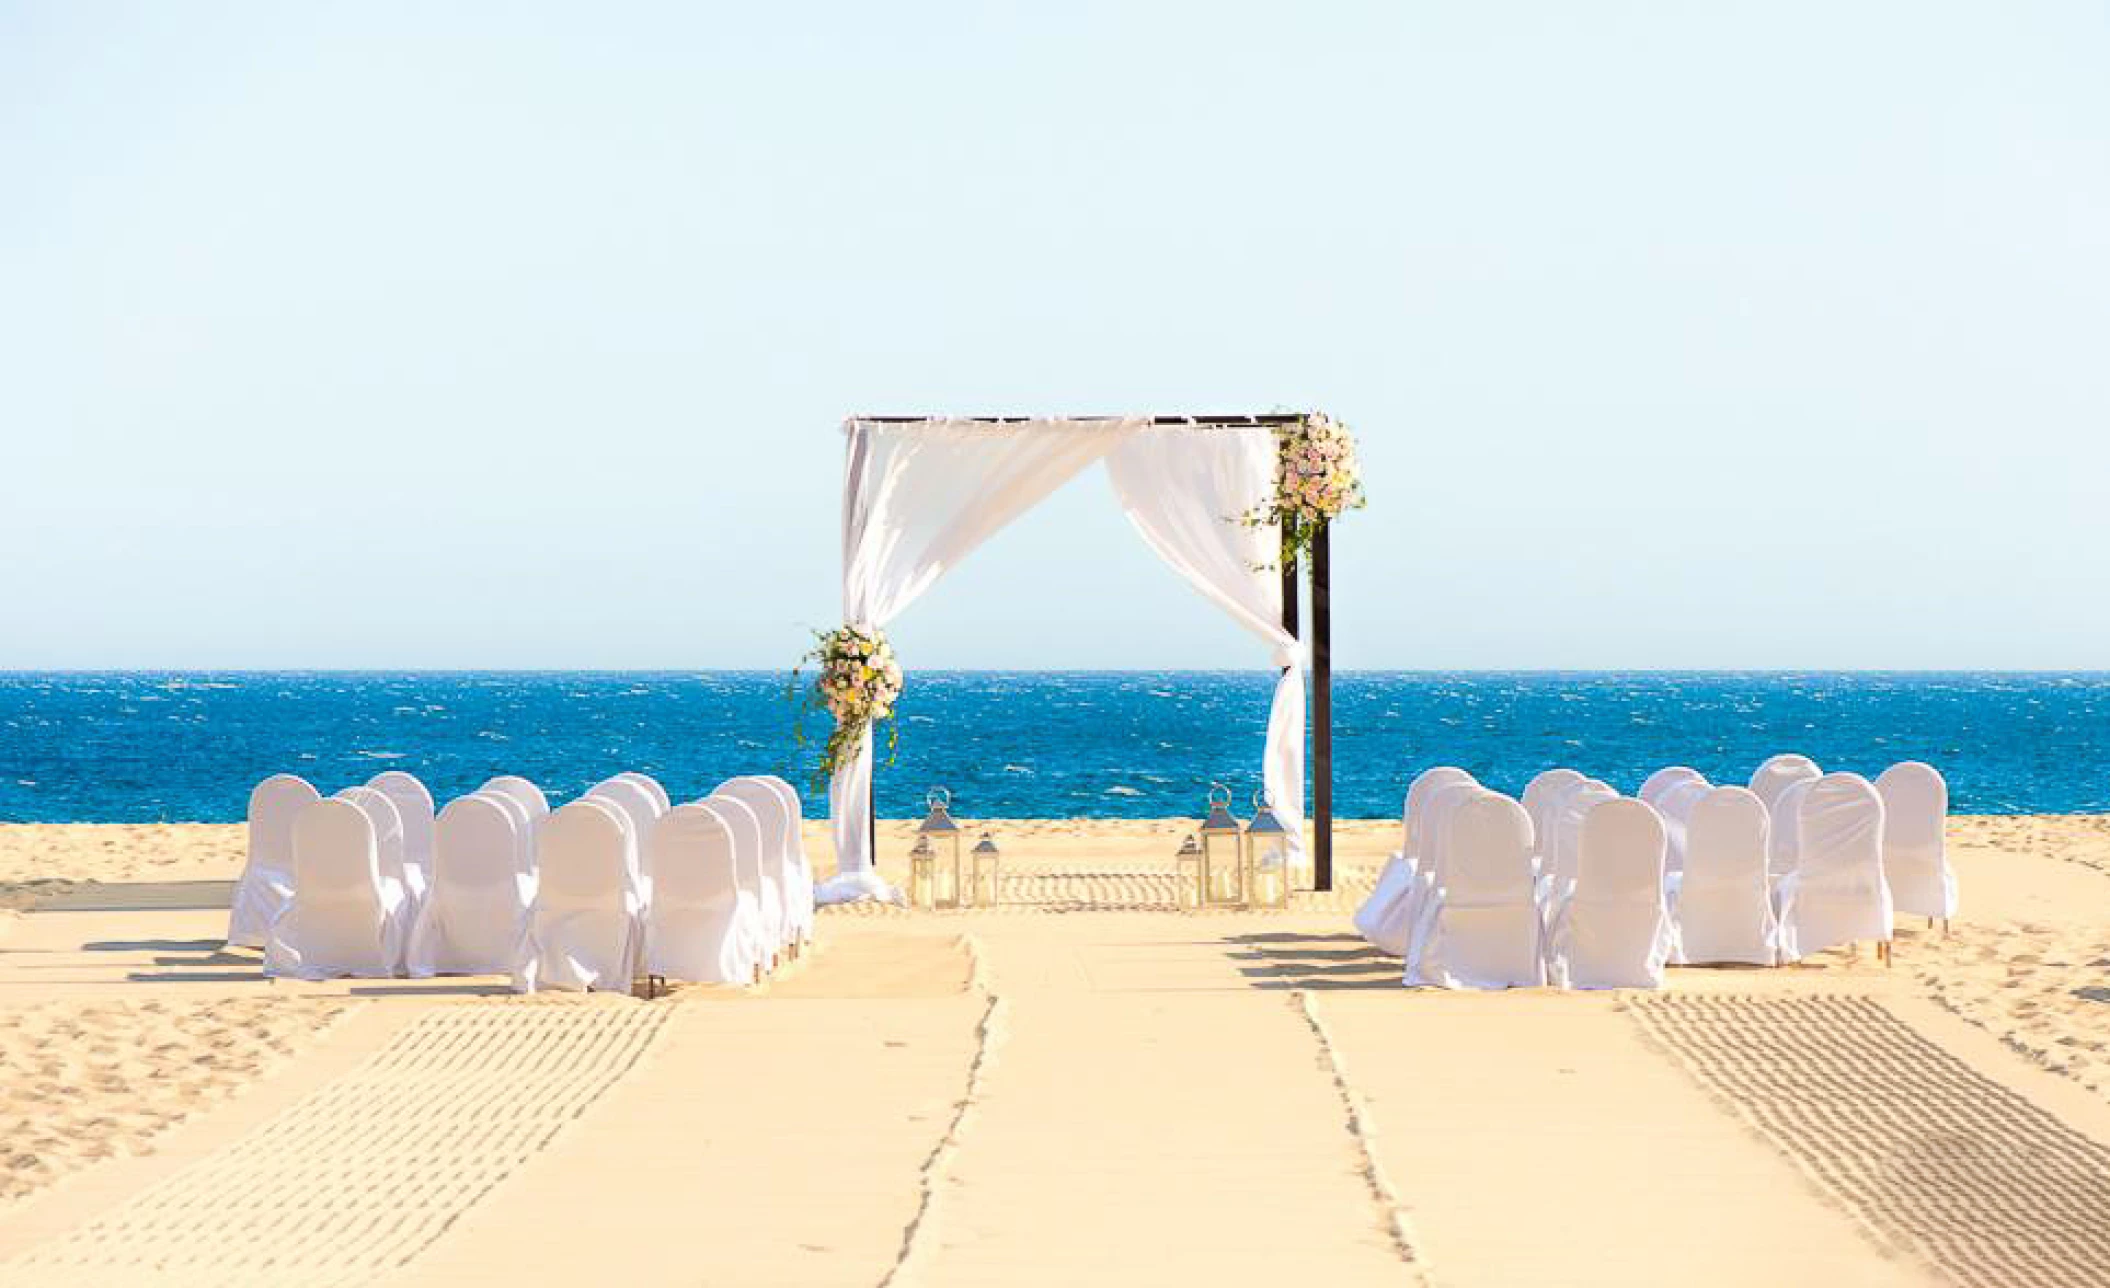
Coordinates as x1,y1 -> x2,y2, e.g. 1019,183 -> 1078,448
1353,756 -> 1955,990
229,770 -> 815,992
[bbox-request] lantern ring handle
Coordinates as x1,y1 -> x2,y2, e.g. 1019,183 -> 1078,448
927,787 -> 950,810
1207,782 -> 1232,808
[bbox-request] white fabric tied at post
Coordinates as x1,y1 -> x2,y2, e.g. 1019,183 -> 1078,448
819,417 -> 1150,903
1104,426 -> 1306,864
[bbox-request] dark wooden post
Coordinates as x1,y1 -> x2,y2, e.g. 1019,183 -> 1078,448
1311,523 -> 1333,891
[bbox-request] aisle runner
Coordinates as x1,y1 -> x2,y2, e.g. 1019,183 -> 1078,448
1,1002 -> 670,1288
1631,995 -> 2110,1288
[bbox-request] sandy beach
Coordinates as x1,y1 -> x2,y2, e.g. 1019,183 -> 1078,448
0,815 -> 2107,1284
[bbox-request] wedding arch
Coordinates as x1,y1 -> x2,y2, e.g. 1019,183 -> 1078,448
809,414 -> 1357,905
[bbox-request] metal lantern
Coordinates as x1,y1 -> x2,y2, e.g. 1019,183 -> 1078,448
971,832 -> 1002,907
917,788 -> 965,909
1199,783 -> 1245,907
1244,791 -> 1292,909
1174,833 -> 1205,910
908,835 -> 937,909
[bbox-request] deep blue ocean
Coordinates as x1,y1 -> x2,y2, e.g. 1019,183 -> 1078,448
0,671 -> 2104,823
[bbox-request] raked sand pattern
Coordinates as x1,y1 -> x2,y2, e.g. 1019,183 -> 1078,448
0,1002 -> 670,1288
1630,995 -> 2110,1288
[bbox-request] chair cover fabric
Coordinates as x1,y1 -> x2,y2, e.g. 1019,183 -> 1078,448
1538,780 -> 1618,911
1406,793 -> 1545,989
1548,797 -> 1676,989
586,778 -> 663,902
1353,768 -> 1474,952
1390,781 -> 1486,954
1776,773 -> 1894,960
750,775 -> 815,947
706,793 -> 782,963
228,774 -> 319,949
481,775 -> 550,821
1875,761 -> 1957,919
1355,776 -> 1479,955
406,792 -> 535,977
1670,786 -> 1780,965
367,771 -> 436,944
716,778 -> 800,950
1521,769 -> 1586,855
616,771 -> 672,814
1638,767 -> 1706,807
263,795 -> 410,980
1749,754 -> 1822,810
1767,778 -> 1817,879
515,798 -> 642,993
1653,778 -> 1714,876
643,804 -> 763,984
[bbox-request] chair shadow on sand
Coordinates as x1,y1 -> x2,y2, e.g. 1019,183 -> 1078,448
1224,931 -> 1399,990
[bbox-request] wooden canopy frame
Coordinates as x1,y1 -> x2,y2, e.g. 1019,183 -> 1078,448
853,413 -> 1339,892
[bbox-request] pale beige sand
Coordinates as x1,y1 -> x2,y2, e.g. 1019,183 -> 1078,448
0,995 -> 348,1207
0,817 -> 2108,1285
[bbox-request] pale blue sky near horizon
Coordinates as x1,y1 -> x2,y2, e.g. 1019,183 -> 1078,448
3,2 -> 2107,672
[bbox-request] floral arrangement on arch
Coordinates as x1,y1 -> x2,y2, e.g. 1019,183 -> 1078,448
790,624 -> 904,792
1243,412 -> 1365,564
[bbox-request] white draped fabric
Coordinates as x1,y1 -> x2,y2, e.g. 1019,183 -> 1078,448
819,417 -> 1306,904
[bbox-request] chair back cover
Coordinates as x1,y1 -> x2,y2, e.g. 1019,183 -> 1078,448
1874,761 -> 1957,919
366,771 -> 436,890
265,796 -> 409,979
1638,766 -> 1705,806
1403,767 -> 1476,858
337,787 -> 408,896
1521,769 -> 1586,854
1354,766 -> 1476,955
587,778 -> 663,896
616,771 -> 672,814
1653,777 -> 1714,875
1777,773 -> 1894,960
706,792 -> 784,953
482,775 -> 550,821
1551,797 -> 1675,989
1749,754 -> 1822,810
748,775 -> 815,945
1672,786 -> 1779,965
1545,781 -> 1618,895
716,779 -> 799,948
517,798 -> 641,992
1767,777 -> 1818,878
229,773 -> 320,948
1408,792 -> 1545,989
407,793 -> 534,977
642,804 -> 762,984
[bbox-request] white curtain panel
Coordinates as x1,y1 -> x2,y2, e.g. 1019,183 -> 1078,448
1104,425 -> 1306,865
822,416 -> 1148,902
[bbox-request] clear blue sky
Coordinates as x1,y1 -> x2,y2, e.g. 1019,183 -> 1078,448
3,2 -> 2106,670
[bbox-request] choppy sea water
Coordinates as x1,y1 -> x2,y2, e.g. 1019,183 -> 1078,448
0,671 -> 2104,823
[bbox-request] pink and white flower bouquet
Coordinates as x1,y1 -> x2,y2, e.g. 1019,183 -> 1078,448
792,624 -> 905,790
1244,413 -> 1365,562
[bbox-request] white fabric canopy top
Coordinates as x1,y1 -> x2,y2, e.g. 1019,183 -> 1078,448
819,416 -> 1306,903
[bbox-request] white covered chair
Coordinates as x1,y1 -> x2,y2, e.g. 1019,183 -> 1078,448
1406,793 -> 1545,989
616,771 -> 672,814
1670,786 -> 1780,966
1361,778 -> 1481,956
228,773 -> 320,949
481,775 -> 550,822
1353,766 -> 1475,953
1767,777 -> 1818,880
1875,761 -> 1957,922
586,777 -> 664,902
1777,773 -> 1894,962
752,775 -> 815,951
716,778 -> 802,953
367,771 -> 436,916
1548,797 -> 1676,989
1537,778 -> 1617,912
706,792 -> 783,967
516,798 -> 642,993
406,792 -> 536,977
1638,766 -> 1706,807
643,803 -> 765,985
1749,754 -> 1821,810
1520,768 -> 1586,855
263,794 -> 411,980
1654,777 -> 1714,877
